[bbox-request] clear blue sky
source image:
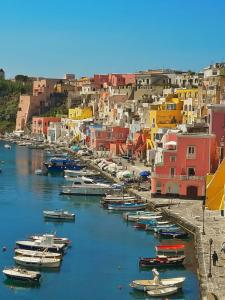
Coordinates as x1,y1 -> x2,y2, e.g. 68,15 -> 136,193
1,0 -> 225,78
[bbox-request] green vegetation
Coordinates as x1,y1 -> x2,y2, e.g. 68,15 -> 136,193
0,78 -> 32,133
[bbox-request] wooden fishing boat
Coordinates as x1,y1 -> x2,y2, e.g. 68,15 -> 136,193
130,276 -> 185,291
124,211 -> 161,222
43,210 -> 75,220
158,231 -> 189,239
155,244 -> 185,255
2,267 -> 41,283
146,224 -> 179,231
15,249 -> 62,260
14,256 -> 61,268
147,286 -> 178,297
139,255 -> 185,268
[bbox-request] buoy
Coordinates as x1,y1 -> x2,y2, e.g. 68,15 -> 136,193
2,246 -> 7,252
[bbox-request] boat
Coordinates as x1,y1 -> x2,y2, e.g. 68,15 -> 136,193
139,255 -> 185,268
134,220 -> 171,229
15,249 -> 62,259
146,224 -> 179,232
44,157 -> 85,172
60,177 -> 112,195
43,210 -> 75,220
4,144 -> 11,149
35,169 -> 44,175
103,194 -> 136,201
130,268 -> 185,291
124,212 -> 162,222
14,256 -> 61,268
16,235 -> 66,253
107,202 -> 148,211
29,234 -> 71,245
64,169 -> 100,179
2,267 -> 41,283
158,230 -> 189,239
156,244 -> 185,255
147,286 -> 178,297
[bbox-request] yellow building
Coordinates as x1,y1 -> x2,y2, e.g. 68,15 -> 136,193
175,88 -> 198,102
68,107 -> 93,120
149,96 -> 183,146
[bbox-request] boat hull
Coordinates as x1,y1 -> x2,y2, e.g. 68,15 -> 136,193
16,242 -> 65,253
14,257 -> 61,268
130,277 -> 185,291
139,256 -> 185,268
61,187 -> 110,195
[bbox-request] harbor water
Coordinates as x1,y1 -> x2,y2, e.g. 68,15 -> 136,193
0,142 -> 200,300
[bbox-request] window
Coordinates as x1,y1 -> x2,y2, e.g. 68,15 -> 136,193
187,146 -> 196,158
170,168 -> 175,177
188,167 -> 195,176
170,156 -> 176,162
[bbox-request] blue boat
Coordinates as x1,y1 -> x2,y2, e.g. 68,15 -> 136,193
107,202 -> 148,211
44,157 -> 85,172
158,230 -> 189,239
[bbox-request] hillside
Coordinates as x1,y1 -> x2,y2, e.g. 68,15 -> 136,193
0,78 -> 32,133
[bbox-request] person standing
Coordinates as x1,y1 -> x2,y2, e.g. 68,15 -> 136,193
212,251 -> 219,266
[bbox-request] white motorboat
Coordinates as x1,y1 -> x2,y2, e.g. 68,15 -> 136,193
147,286 -> 178,297
64,169 -> 100,179
103,194 -> 136,201
124,211 -> 161,222
16,234 -> 66,253
4,144 -> 11,149
43,210 -> 75,220
2,267 -> 41,282
15,249 -> 62,260
130,268 -> 185,291
14,256 -> 61,268
29,234 -> 71,245
61,177 -> 111,195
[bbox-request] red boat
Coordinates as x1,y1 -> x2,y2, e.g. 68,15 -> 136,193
133,223 -> 147,230
156,244 -> 185,255
139,255 -> 185,268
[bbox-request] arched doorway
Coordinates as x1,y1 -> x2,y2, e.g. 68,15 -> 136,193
186,186 -> 198,199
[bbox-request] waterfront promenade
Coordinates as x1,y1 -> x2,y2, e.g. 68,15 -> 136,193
86,154 -> 225,300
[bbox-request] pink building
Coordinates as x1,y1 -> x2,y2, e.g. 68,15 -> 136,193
93,74 -> 136,89
32,117 -> 61,135
16,79 -> 59,131
89,126 -> 129,151
151,132 -> 219,199
208,104 -> 225,150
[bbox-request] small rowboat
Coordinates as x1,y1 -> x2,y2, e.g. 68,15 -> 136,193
107,202 -> 148,211
146,224 -> 179,231
139,255 -> 185,268
130,277 -> 185,291
147,286 -> 178,297
103,195 -> 136,201
3,267 -> 41,283
158,231 -> 189,239
43,210 -> 75,220
156,244 -> 185,255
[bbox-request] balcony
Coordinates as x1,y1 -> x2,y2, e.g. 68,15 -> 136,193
151,173 -> 205,181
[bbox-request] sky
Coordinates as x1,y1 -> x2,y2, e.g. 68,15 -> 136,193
1,0 -> 225,78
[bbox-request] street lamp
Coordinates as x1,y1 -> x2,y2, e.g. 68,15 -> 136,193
202,200 -> 206,235
208,238 -> 213,278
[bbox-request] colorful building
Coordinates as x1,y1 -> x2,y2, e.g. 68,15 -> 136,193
32,117 -> 61,135
149,96 -> 183,147
68,107 -> 93,120
151,132 -> 219,199
89,126 -> 129,151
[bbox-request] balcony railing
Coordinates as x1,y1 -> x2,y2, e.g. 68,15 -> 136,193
151,173 -> 205,181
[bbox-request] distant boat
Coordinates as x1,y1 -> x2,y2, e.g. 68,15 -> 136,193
103,194 -> 136,201
14,256 -> 61,268
44,157 -> 84,172
107,202 -> 148,211
43,210 -> 75,220
158,230 -> 189,239
155,244 -> 185,255
147,286 -> 178,297
4,144 -> 11,149
2,267 -> 41,283
139,255 -> 185,268
61,177 -> 111,195
15,249 -> 62,260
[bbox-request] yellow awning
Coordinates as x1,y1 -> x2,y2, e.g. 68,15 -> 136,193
206,159 -> 225,210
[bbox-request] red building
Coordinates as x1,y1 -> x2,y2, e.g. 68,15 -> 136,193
151,132 -> 219,199
93,74 -> 136,89
89,126 -> 129,152
32,117 -> 61,135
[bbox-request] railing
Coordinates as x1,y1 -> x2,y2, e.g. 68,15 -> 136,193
151,173 -> 205,181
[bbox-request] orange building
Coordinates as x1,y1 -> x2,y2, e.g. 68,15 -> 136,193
32,117 -> 61,135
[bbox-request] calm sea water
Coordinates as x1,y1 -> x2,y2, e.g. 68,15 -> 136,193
0,141 -> 200,300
